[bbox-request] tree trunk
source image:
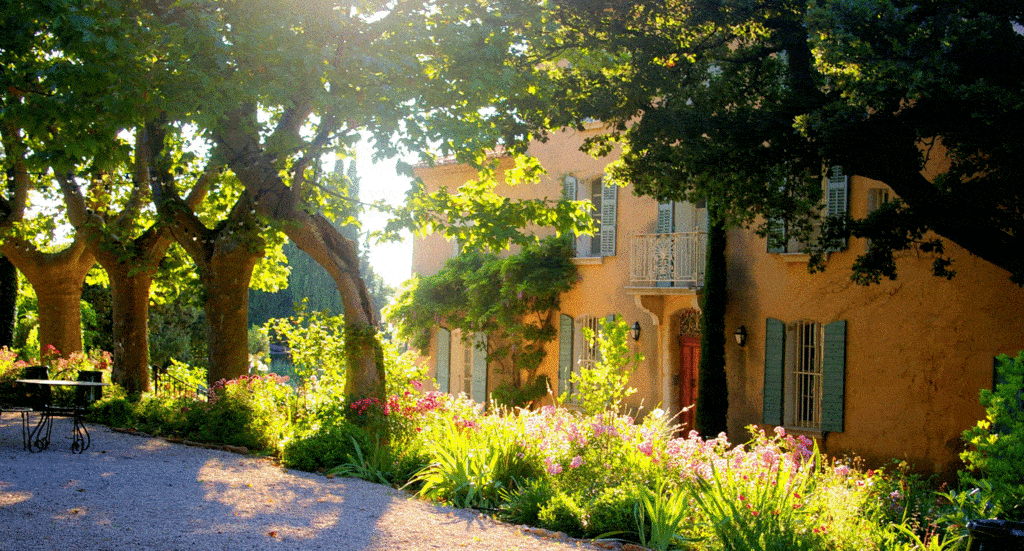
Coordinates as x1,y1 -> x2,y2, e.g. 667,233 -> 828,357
106,264 -> 154,394
202,248 -> 260,385
35,273 -> 88,358
1,242 -> 94,359
0,256 -> 17,348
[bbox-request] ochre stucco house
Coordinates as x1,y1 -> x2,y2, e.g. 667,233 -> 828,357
408,122 -> 1024,477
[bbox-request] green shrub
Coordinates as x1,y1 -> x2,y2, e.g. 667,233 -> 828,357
0,348 -> 26,406
207,373 -> 297,450
88,389 -> 136,428
537,490 -> 586,537
412,411 -> 541,509
281,423 -> 369,472
561,315 -> 640,415
500,479 -> 558,526
587,483 -> 644,539
960,351 -> 1024,520
194,397 -> 261,449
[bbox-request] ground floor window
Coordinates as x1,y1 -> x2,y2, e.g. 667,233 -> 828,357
764,318 -> 847,432
559,314 -> 613,399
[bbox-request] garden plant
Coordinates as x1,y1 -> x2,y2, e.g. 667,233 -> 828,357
5,318 -> 1020,551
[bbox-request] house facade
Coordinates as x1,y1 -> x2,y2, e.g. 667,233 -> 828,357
408,123 -> 1024,476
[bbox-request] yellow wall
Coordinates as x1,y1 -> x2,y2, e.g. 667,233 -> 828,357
724,175 -> 1024,476
409,132 -> 1024,476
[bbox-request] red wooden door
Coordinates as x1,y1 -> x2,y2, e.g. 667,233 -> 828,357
678,335 -> 701,430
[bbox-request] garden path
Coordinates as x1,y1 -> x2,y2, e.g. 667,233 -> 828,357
0,414 -> 605,551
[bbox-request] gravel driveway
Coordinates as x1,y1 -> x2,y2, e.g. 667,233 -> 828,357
0,414 -> 604,551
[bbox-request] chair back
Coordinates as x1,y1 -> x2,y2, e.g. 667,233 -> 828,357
76,370 -> 104,406
20,365 -> 50,409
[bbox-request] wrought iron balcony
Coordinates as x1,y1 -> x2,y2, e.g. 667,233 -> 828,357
629,231 -> 707,288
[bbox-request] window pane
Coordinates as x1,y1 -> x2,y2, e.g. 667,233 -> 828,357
791,321 -> 822,429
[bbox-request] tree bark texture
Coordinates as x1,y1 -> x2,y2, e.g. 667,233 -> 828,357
154,182 -> 264,386
106,264 -> 155,394
0,241 -> 94,358
0,256 -> 18,348
201,247 -> 260,385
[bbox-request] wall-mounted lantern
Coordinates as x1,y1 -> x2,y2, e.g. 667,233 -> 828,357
734,325 -> 747,347
631,321 -> 642,341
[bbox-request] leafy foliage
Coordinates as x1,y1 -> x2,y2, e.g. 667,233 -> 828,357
412,0 -> 1024,285
388,235 -> 577,400
563,314 -> 640,416
264,307 -> 348,398
960,352 -> 1024,521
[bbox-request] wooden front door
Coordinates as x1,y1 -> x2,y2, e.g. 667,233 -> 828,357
678,335 -> 701,430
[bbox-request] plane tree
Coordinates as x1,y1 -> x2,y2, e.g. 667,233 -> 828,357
2,0 -> 593,397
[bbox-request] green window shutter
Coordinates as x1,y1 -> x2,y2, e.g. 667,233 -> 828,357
564,176 -> 579,255
600,178 -> 617,256
821,320 -> 847,432
826,166 -> 849,251
657,202 -> 675,288
657,202 -> 674,234
471,332 -> 488,404
436,328 -> 451,393
563,175 -> 578,200
558,314 -> 573,395
766,218 -> 787,254
763,318 -> 786,425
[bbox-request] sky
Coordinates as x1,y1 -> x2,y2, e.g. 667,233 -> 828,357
354,140 -> 415,290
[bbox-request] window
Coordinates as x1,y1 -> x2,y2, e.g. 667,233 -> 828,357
767,167 -> 849,254
867,187 -> 890,215
558,314 -> 611,399
573,316 -> 603,396
563,175 -> 617,258
866,187 -> 891,251
436,328 -> 451,393
787,321 -> 822,429
764,318 -> 846,432
455,331 -> 488,402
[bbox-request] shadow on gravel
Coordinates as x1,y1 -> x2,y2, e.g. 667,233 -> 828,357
0,414 -> 399,550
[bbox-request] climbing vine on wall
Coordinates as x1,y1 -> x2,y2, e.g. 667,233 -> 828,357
387,236 -> 578,404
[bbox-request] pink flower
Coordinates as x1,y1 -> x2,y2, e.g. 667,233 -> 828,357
570,456 -> 583,469
833,465 -> 850,477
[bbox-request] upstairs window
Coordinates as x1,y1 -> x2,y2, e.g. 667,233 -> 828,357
564,175 -> 618,258
767,166 -> 849,254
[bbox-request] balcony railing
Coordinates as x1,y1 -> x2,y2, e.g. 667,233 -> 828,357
630,231 -> 707,288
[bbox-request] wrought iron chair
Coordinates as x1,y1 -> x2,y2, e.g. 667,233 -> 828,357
0,366 -> 46,450
30,370 -> 103,453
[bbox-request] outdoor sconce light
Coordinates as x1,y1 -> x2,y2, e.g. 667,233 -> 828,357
734,325 -> 747,347
631,321 -> 642,341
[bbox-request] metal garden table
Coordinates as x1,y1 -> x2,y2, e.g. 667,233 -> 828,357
15,379 -> 110,453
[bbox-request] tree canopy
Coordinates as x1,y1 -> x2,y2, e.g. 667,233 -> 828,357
0,0 -> 597,393
414,0 -> 1024,285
